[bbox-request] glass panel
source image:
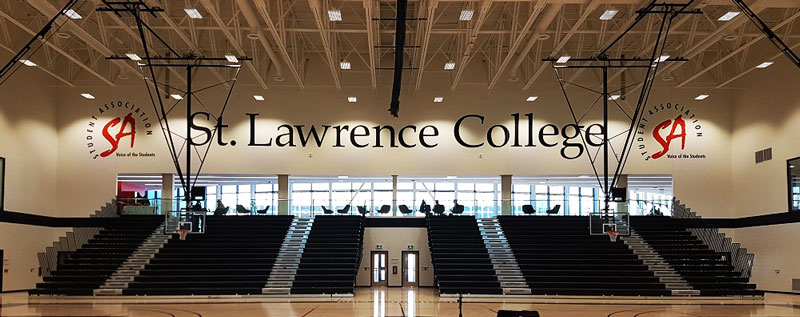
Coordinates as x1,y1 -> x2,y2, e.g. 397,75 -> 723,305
373,253 -> 380,282
406,253 -> 416,283
221,185 -> 236,209
790,158 -> 800,212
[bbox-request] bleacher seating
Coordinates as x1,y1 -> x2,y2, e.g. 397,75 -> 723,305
32,215 -> 163,295
427,216 -> 503,295
124,215 -> 293,295
291,215 -> 364,294
630,216 -> 763,296
498,216 -> 670,296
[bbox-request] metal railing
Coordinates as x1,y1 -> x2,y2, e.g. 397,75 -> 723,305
671,198 -> 755,278
37,200 -> 118,277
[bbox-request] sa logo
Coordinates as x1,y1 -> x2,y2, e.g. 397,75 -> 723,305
100,113 -> 136,158
85,100 -> 153,159
651,115 -> 686,160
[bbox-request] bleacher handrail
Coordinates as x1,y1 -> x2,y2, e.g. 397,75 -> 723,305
671,198 -> 755,278
37,199 -> 119,278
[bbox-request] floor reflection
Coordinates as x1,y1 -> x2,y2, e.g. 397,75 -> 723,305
5,289 -> 798,317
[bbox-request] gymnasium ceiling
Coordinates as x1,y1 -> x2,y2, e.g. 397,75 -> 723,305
1,0 -> 799,91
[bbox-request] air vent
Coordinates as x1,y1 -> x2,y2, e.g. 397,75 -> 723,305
755,148 -> 773,164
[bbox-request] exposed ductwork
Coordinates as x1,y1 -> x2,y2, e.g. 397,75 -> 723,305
235,0 -> 284,81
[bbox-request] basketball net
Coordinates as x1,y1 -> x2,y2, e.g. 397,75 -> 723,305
607,231 -> 619,242
178,229 -> 190,241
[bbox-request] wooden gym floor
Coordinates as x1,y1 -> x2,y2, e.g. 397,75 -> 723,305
7,287 -> 800,316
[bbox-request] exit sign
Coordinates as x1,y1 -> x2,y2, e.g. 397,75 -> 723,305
407,244 -> 414,249
376,244 -> 383,249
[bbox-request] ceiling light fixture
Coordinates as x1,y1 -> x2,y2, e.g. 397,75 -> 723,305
225,55 -> 238,63
556,56 -> 571,63
253,95 -> 265,101
328,9 -> 342,21
694,94 -> 709,100
125,53 -> 142,61
459,9 -> 474,21
19,59 -> 36,66
526,96 -> 538,102
63,9 -> 82,19
81,93 -> 95,100
655,55 -> 670,63
184,8 -> 203,19
718,11 -> 740,21
446,176 -> 457,180
433,97 -> 444,103
338,175 -> 349,179
347,96 -> 357,103
609,94 -> 621,100
599,9 -> 618,21
444,61 -> 456,70
170,94 -> 183,100
340,60 -> 351,70
756,61 -> 774,69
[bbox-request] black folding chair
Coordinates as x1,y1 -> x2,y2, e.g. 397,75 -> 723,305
236,205 -> 251,215
546,205 -> 561,216
399,205 -> 413,215
357,205 -> 369,216
522,204 -> 535,215
451,201 -> 465,215
321,206 -> 334,215
377,205 -> 391,214
256,206 -> 270,215
432,202 -> 445,215
337,204 -> 351,214
419,201 -> 431,216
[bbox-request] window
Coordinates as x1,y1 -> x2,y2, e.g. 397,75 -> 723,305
789,157 -> 800,212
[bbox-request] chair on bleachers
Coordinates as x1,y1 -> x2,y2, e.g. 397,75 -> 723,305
322,206 -> 334,215
236,205 -> 251,215
357,205 -> 369,216
545,205 -> 561,216
419,201 -> 431,216
399,204 -> 413,215
433,201 -> 445,215
451,200 -> 465,215
256,206 -> 270,215
337,205 -> 351,215
522,204 -> 536,215
377,205 -> 391,215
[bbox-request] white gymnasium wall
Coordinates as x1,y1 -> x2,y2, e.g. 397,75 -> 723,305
53,67 -> 735,218
728,58 -> 800,292
356,228 -> 433,287
0,68 -> 62,291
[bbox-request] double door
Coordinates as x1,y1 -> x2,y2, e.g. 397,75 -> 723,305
370,251 -> 419,287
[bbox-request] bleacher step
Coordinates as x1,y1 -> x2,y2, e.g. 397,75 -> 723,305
93,222 -> 169,296
263,217 -> 313,294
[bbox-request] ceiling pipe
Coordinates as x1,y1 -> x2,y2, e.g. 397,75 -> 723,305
508,3 -> 562,79
235,0 -> 284,81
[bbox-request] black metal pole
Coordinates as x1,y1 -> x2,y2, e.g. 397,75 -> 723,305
603,66 -> 609,213
185,65 -> 192,208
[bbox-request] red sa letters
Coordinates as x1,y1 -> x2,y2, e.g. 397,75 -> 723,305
651,114 -> 686,159
100,112 -> 136,158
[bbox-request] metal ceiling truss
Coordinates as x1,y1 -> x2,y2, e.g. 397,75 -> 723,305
2,0 -> 799,92
99,0 -> 247,206
548,0 -> 698,213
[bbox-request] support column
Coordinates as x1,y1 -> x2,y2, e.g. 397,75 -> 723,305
278,174 -> 289,215
161,174 -> 174,214
391,175 -> 398,216
501,175 -> 512,216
